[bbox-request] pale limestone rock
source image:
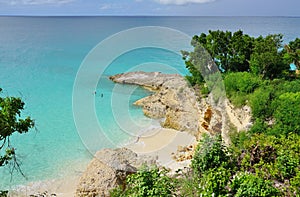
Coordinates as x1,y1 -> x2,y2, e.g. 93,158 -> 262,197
110,71 -> 203,137
76,148 -> 156,197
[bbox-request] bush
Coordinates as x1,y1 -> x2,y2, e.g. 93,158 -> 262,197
198,167 -> 231,196
224,72 -> 261,106
191,134 -> 230,176
249,86 -> 275,120
230,173 -> 280,196
225,72 -> 261,94
276,152 -> 299,180
110,166 -> 174,197
290,170 -> 300,195
272,92 -> 300,135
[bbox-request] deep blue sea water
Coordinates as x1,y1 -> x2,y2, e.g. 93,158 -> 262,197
0,16 -> 300,189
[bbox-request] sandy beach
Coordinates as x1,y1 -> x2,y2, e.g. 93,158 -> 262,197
126,127 -> 197,171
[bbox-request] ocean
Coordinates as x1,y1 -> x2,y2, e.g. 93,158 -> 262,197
0,16 -> 299,189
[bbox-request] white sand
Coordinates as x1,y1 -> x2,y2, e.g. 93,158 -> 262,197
126,128 -> 196,171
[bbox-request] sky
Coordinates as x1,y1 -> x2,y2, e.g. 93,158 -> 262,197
0,0 -> 299,16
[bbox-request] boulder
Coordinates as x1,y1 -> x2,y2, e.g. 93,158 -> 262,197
76,148 -> 156,197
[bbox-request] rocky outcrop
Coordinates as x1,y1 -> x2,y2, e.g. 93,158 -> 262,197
110,71 -> 205,138
76,148 -> 156,197
110,71 -> 253,142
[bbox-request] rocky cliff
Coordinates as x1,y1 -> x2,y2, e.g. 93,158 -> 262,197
110,71 -> 234,139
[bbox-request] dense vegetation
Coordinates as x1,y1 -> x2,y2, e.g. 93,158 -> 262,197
0,88 -> 34,196
111,31 -> 300,196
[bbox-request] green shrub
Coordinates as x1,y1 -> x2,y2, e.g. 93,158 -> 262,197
178,172 -> 199,197
110,166 -> 174,197
191,134 -> 230,176
225,72 -> 261,95
230,173 -> 280,196
276,152 -> 299,180
272,92 -> 300,135
249,118 -> 268,134
250,87 -> 275,120
290,170 -> 300,195
198,167 -> 231,196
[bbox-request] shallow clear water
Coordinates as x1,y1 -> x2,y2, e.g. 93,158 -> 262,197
0,16 -> 299,189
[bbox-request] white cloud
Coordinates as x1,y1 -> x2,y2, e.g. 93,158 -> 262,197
99,3 -> 122,10
154,0 -> 215,5
0,0 -> 74,5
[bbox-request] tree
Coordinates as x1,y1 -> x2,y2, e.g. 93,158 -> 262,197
0,88 -> 34,169
284,38 -> 300,71
228,30 -> 254,72
250,34 -> 289,79
191,30 -> 254,72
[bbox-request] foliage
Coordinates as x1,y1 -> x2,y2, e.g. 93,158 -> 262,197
250,34 -> 289,79
191,134 -> 230,176
184,30 -> 293,90
283,38 -> 300,70
224,72 -> 261,106
273,92 -> 300,135
0,88 -> 34,167
249,86 -> 275,120
290,170 -> 300,195
182,41 -> 215,86
235,133 -> 300,186
110,166 -> 175,197
178,173 -> 199,197
225,72 -> 261,95
197,166 -> 231,196
192,30 -> 254,72
0,88 -> 34,196
230,172 -> 280,196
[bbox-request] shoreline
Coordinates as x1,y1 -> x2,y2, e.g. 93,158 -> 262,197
9,175 -> 79,197
12,71 -> 201,196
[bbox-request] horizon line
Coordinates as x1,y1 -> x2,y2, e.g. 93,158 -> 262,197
0,15 -> 299,18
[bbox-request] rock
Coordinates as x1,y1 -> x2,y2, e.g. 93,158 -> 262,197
177,145 -> 185,152
76,148 -> 156,197
224,99 -> 252,132
110,71 -> 203,137
110,71 -> 252,143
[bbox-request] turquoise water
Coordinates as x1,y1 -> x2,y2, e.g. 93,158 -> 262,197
0,16 -> 300,189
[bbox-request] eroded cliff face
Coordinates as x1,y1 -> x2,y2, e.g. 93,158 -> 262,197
110,71 -> 205,138
110,71 -> 237,139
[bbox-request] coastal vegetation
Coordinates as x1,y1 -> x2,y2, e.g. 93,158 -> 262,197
0,88 -> 34,196
110,31 -> 300,196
